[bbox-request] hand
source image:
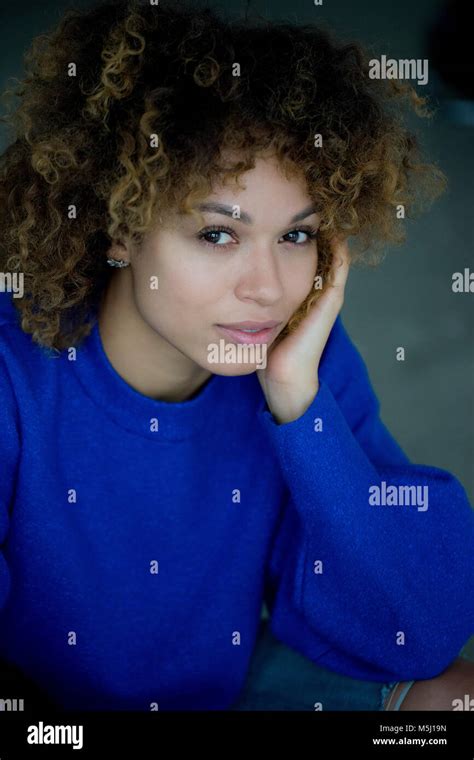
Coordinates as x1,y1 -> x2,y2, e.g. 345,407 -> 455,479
256,236 -> 351,424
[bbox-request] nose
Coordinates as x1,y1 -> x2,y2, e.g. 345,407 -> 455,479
234,242 -> 284,305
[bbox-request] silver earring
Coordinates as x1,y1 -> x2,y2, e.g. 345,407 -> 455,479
106,258 -> 130,268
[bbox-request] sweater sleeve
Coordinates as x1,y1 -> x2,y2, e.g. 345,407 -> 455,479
258,316 -> 474,682
0,353 -> 19,611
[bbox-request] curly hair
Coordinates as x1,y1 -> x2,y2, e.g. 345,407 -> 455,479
0,0 -> 446,351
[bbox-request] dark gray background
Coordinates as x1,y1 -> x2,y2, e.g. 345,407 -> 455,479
1,0 -> 472,499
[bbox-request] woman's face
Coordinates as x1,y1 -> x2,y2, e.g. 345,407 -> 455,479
128,155 -> 320,375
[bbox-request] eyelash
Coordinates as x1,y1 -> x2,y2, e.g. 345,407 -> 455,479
196,224 -> 319,250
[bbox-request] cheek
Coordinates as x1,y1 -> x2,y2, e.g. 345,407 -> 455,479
132,248 -> 192,307
283,253 -> 318,300
134,264 -> 216,334
159,260 -> 230,320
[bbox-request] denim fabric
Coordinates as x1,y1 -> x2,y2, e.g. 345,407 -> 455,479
381,680 -> 416,711
231,620 -> 395,711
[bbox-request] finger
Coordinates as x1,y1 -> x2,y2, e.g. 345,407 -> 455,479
318,236 -> 350,313
306,237 -> 349,349
329,236 -> 351,291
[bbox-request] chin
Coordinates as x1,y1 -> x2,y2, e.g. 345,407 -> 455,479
205,363 -> 263,376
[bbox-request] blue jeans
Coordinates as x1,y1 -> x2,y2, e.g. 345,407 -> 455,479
231,619 -> 401,711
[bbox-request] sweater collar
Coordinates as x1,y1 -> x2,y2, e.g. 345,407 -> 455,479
70,317 -> 223,442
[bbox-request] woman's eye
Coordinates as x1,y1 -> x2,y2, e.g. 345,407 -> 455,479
196,225 -> 318,250
282,229 -> 317,245
197,228 -> 235,247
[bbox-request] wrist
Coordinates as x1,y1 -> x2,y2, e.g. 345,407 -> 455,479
270,379 -> 319,425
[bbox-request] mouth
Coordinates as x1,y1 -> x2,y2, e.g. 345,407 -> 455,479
215,321 -> 282,345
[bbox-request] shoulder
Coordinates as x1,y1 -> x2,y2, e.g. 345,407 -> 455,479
0,289 -> 21,329
319,314 -> 380,414
0,291 -> 55,393
0,291 -> 26,373
319,315 -> 370,384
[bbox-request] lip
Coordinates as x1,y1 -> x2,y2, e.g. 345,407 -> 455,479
218,320 -> 281,330
215,323 -> 281,345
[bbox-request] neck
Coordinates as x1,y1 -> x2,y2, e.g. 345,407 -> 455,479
97,270 -> 212,403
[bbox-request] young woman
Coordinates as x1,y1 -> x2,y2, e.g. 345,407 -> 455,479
0,0 -> 473,712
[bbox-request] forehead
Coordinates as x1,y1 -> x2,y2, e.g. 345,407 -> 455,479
163,152 -> 316,228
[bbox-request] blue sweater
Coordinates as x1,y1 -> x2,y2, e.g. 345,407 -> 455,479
0,289 -> 473,711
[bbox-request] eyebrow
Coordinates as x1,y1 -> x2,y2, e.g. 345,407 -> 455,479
188,202 -> 319,225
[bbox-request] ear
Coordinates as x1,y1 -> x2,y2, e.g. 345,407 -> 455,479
106,240 -> 130,263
